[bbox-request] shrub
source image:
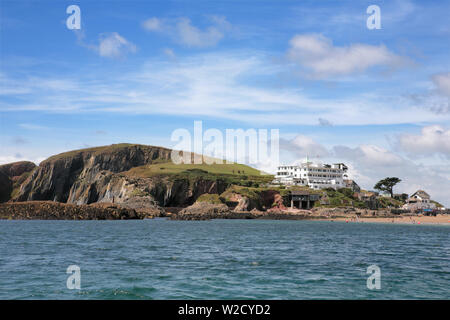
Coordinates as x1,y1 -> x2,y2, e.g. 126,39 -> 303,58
196,193 -> 224,204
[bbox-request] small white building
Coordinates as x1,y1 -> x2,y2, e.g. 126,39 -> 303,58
274,160 -> 348,190
402,190 -> 436,211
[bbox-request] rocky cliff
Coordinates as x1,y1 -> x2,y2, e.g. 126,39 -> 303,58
10,144 -> 232,212
0,161 -> 36,202
16,144 -> 171,202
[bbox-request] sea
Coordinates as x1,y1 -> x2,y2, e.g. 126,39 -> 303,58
0,219 -> 448,299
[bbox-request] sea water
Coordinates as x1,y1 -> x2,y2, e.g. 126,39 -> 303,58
0,219 -> 448,299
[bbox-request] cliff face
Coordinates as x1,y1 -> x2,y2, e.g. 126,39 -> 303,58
13,144 -> 230,209
16,144 -> 172,203
149,177 -> 228,206
0,161 -> 36,203
0,171 -> 12,203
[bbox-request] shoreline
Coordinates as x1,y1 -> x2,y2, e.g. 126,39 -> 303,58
1,215 -> 449,225
327,214 -> 450,225
1,201 -> 449,224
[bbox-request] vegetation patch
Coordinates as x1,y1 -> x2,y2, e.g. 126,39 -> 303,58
377,196 -> 404,208
126,161 -> 264,177
126,162 -> 273,188
431,200 -> 444,208
315,188 -> 366,208
195,193 -> 225,204
10,171 -> 32,199
130,189 -> 150,197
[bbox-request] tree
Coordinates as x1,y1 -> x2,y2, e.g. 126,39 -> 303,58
374,177 -> 401,198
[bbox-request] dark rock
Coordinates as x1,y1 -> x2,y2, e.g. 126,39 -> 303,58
0,170 -> 12,203
0,201 -> 141,220
0,161 -> 36,203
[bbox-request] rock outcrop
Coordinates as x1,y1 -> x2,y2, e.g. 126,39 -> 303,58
149,177 -> 228,207
0,170 -> 12,203
0,201 -> 144,220
0,161 -> 36,203
220,187 -> 286,212
172,203 -> 230,220
10,144 -> 231,214
16,144 -> 171,203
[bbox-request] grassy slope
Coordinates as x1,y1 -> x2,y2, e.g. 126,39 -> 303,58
43,143 -> 170,163
431,200 -> 444,208
315,188 -> 365,208
124,152 -> 273,186
10,171 -> 32,199
377,196 -> 404,208
0,162 -> 35,201
43,143 -> 269,181
126,162 -> 263,177
195,193 -> 225,204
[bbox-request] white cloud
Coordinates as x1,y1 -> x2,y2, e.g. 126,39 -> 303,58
72,30 -> 136,59
97,32 -> 136,58
19,123 -> 49,130
0,155 -> 43,166
141,17 -> 161,31
177,18 -> 224,47
1,52 -> 449,126
281,135 -> 329,159
163,48 -> 176,59
142,16 -> 230,47
0,155 -> 26,165
432,72 -> 450,97
331,143 -> 449,205
333,144 -> 403,167
405,73 -> 450,114
287,34 -> 409,78
397,125 -> 450,158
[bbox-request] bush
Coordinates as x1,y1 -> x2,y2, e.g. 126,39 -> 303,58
391,209 -> 410,215
196,193 -> 224,204
338,188 -> 354,198
130,189 -> 150,197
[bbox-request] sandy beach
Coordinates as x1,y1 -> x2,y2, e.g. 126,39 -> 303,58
330,214 -> 450,225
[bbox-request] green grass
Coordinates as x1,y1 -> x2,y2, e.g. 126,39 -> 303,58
377,196 -> 404,208
125,161 -> 263,177
314,188 -> 366,208
44,143 -> 170,163
221,185 -> 262,200
43,143 -> 270,185
10,171 -> 32,199
431,200 -> 444,208
129,189 -> 150,197
195,193 -> 225,204
125,161 -> 273,188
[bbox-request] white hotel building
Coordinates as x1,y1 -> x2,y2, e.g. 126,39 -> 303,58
274,161 -> 348,190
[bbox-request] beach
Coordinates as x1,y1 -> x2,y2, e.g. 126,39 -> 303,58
330,214 -> 450,225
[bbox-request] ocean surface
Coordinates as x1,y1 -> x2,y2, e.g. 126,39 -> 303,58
0,219 -> 448,299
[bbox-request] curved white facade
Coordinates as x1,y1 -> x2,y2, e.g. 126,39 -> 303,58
274,162 -> 348,190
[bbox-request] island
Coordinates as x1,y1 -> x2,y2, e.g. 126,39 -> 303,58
0,143 -> 448,224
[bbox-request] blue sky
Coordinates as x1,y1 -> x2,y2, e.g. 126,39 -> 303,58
1,0 -> 450,205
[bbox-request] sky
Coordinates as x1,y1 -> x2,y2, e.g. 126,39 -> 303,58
1,0 -> 450,205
